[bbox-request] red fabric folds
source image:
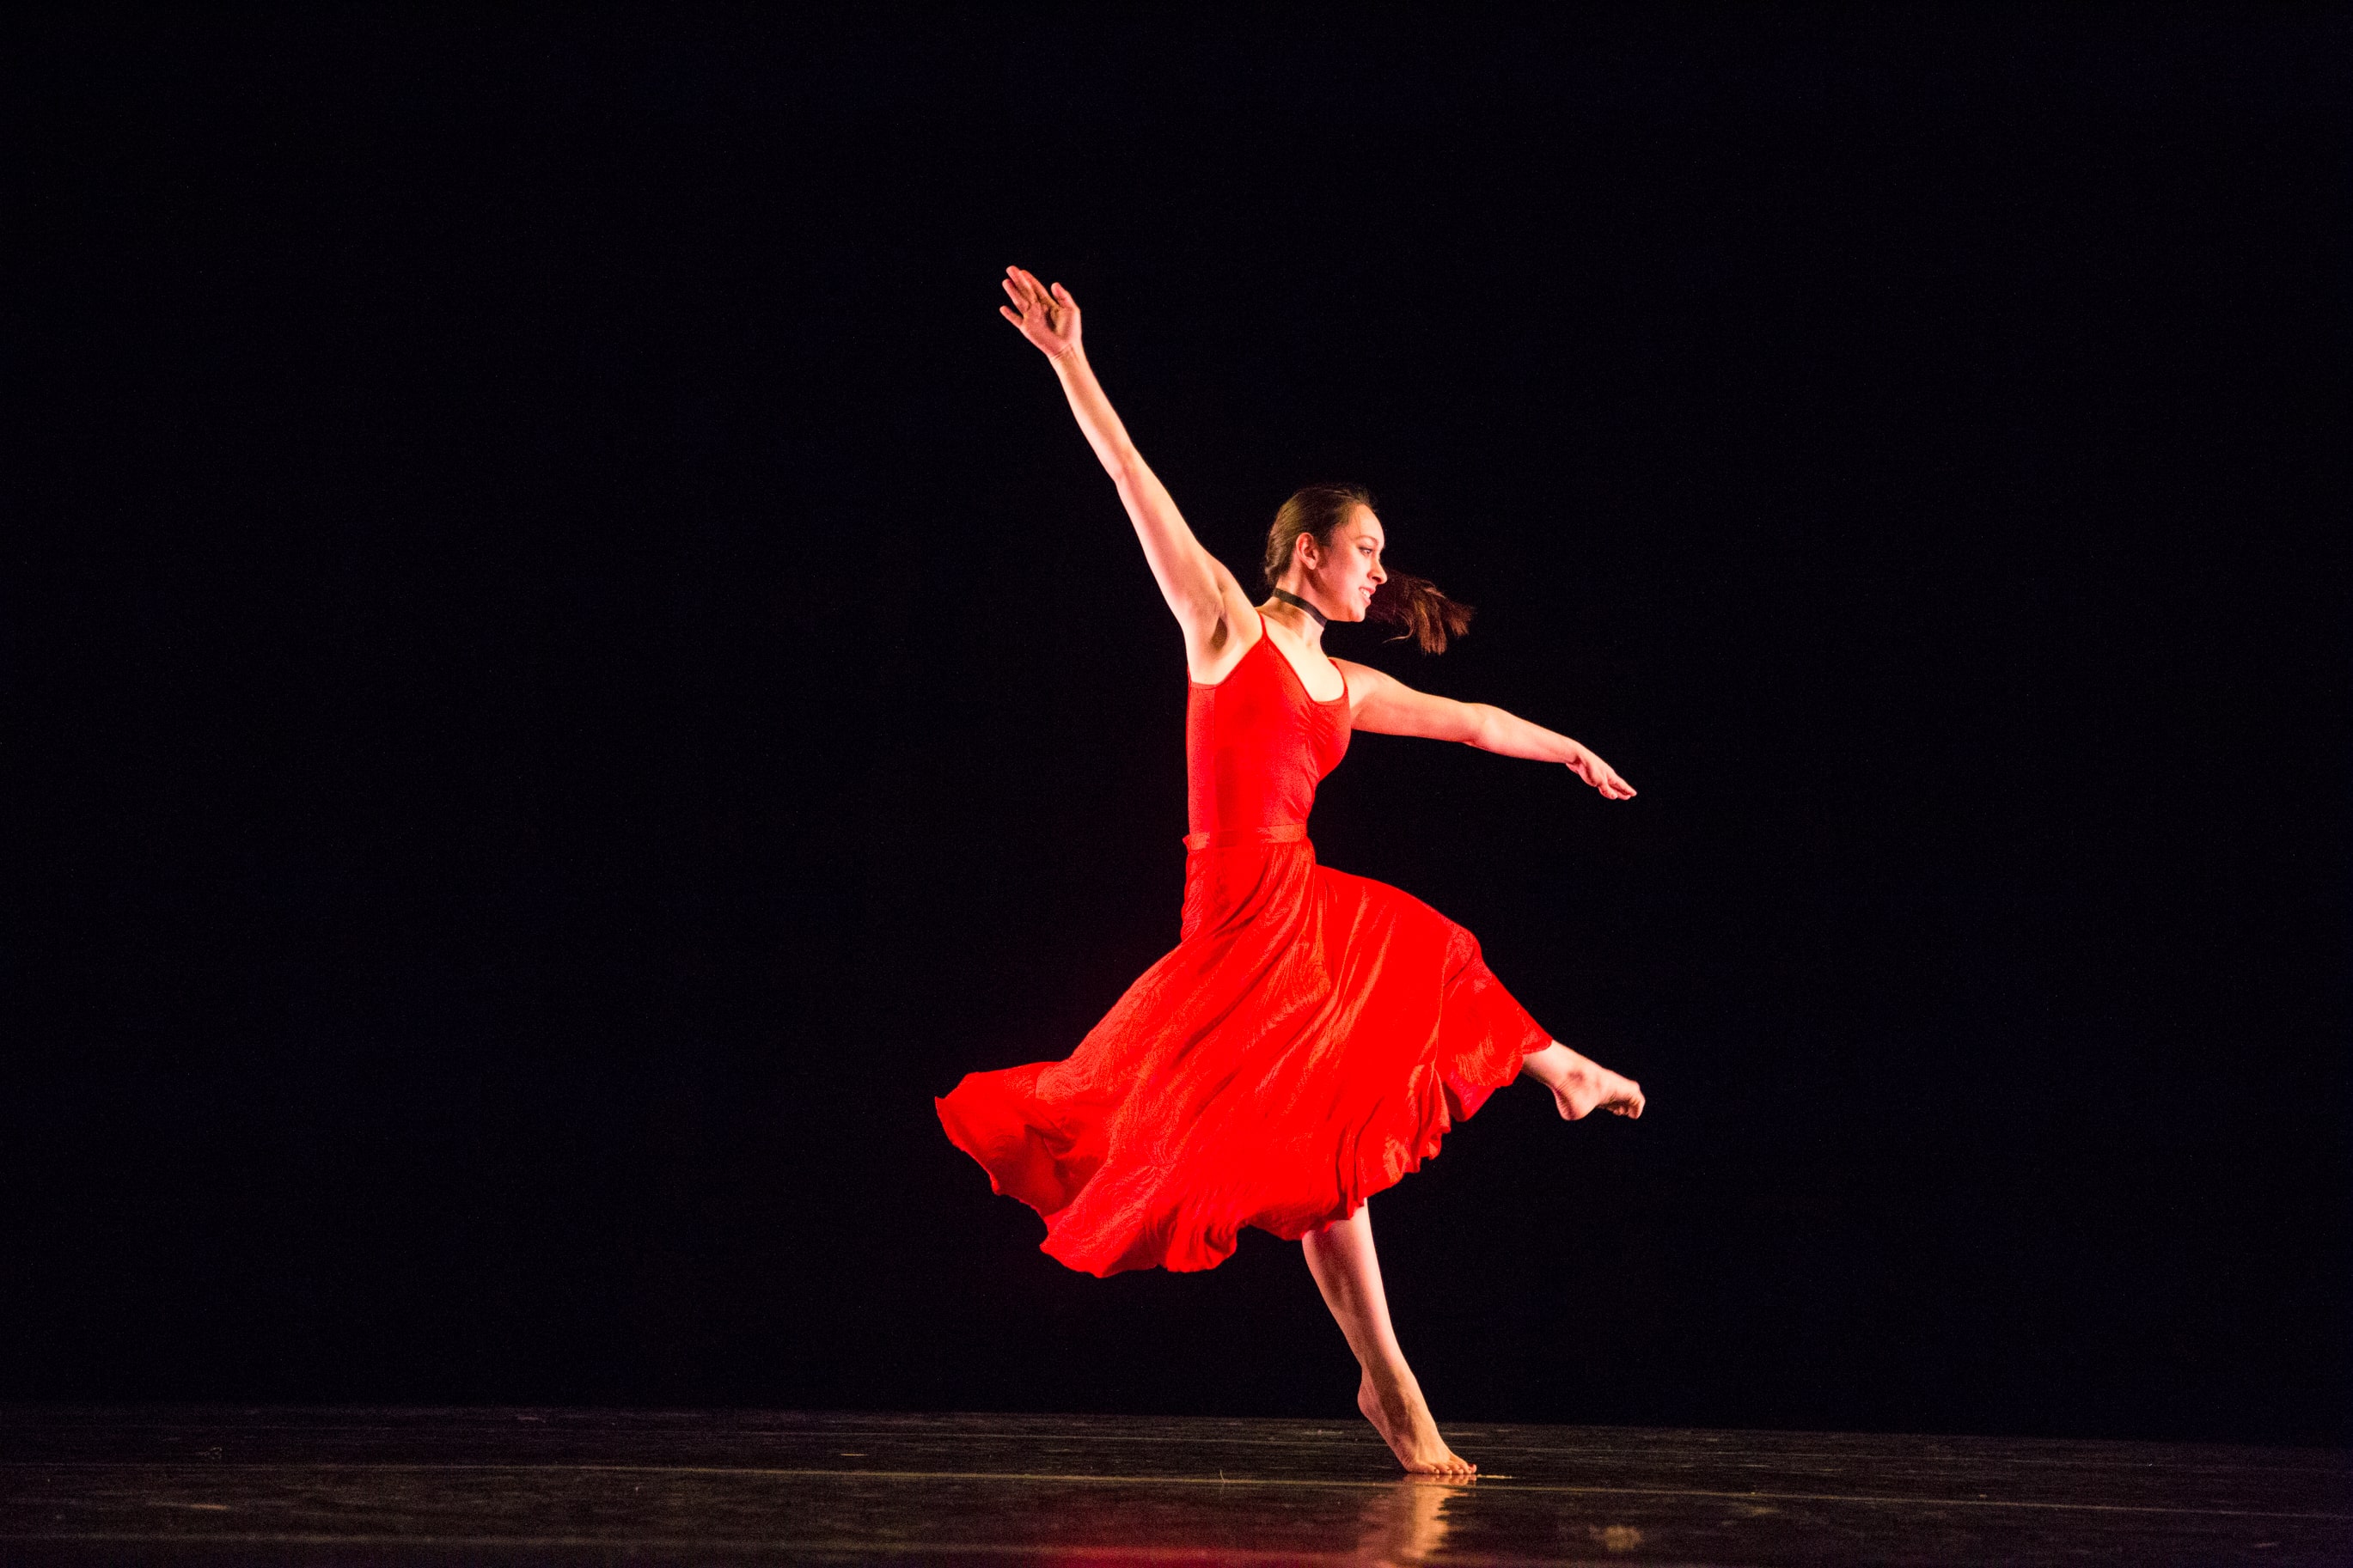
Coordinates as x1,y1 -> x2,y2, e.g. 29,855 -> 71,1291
936,621 -> 1551,1276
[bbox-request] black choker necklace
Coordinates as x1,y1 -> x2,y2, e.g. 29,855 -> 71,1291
1269,588 -> 1328,628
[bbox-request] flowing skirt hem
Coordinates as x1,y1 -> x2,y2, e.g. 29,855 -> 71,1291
936,845 -> 1555,1277
935,950 -> 1549,1278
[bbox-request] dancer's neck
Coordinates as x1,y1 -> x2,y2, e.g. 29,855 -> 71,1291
1265,587 -> 1328,650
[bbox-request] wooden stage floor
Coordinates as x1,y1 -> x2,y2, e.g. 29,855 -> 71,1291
1,1407 -> 2345,1565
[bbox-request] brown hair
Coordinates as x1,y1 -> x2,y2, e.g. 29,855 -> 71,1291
1261,484 -> 1475,655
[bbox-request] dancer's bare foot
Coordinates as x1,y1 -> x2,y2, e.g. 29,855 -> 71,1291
1357,1367 -> 1476,1477
1523,1042 -> 1645,1120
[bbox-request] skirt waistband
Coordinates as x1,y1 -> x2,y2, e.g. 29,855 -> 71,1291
1183,823 -> 1310,852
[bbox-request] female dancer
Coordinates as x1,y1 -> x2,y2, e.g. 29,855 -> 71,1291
938,267 -> 1646,1476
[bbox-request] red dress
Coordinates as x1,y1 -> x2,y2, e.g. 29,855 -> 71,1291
935,617 -> 1552,1275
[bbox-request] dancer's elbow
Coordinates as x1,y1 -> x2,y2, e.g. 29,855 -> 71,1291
1461,703 -> 1506,750
1105,449 -> 1155,494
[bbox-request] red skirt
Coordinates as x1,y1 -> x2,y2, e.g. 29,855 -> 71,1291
935,834 -> 1552,1275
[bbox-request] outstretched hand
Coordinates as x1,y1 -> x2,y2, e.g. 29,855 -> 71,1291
999,265 -> 1082,360
1569,747 -> 1636,800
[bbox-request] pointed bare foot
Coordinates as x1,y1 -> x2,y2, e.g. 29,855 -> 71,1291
1525,1042 -> 1645,1120
1358,1369 -> 1476,1477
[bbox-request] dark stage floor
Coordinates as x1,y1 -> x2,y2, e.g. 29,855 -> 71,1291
1,1407 -> 2345,1565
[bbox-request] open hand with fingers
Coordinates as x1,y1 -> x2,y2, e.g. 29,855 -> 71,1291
1568,746 -> 1636,800
999,265 -> 1083,360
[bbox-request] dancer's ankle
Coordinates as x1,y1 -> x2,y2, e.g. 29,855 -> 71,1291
1519,1041 -> 1569,1089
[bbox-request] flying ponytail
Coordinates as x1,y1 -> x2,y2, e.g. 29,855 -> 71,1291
1369,573 -> 1475,655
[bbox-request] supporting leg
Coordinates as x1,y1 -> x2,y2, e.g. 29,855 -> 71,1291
1519,1040 -> 1645,1120
1301,1202 -> 1476,1476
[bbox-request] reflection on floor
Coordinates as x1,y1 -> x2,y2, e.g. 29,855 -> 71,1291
1,1406 -> 2345,1565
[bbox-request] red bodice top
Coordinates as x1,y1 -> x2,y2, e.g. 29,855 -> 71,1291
1185,617 -> 1352,837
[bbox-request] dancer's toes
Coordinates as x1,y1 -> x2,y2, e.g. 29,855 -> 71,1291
1407,1446 -> 1477,1477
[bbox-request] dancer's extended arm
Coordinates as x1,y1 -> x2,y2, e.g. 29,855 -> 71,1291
1332,662 -> 1636,800
998,267 -> 1256,666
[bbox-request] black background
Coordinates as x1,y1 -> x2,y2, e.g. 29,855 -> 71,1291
14,9 -> 2346,1445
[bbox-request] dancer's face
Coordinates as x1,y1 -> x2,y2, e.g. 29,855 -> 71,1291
1302,508 -> 1388,622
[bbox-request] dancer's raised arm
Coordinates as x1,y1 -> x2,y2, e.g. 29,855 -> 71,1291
1332,662 -> 1637,800
999,267 -> 1257,670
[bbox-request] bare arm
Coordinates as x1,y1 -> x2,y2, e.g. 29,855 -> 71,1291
1333,661 -> 1637,800
999,267 -> 1257,668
